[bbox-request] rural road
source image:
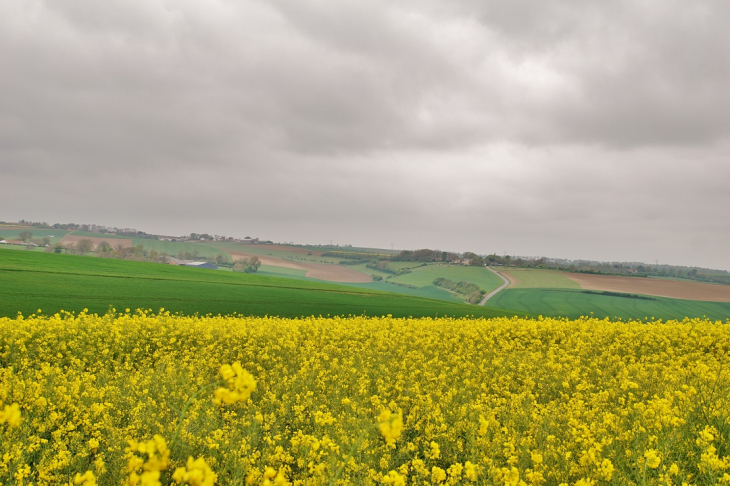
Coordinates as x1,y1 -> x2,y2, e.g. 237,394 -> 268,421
479,267 -> 511,306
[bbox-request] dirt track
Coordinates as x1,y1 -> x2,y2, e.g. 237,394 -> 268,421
565,273 -> 730,302
228,251 -> 371,283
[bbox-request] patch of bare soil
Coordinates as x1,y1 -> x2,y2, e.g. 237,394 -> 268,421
500,270 -> 520,288
301,263 -> 372,283
60,235 -> 133,249
228,250 -> 371,283
565,273 -> 730,302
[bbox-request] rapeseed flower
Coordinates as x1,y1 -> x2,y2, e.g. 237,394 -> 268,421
644,449 -> 661,469
0,403 -> 21,427
378,409 -> 403,447
172,456 -> 217,486
1,312 -> 730,484
213,362 -> 257,405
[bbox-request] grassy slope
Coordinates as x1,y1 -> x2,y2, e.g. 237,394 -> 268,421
500,268 -> 581,289
0,250 -> 524,319
488,288 -> 730,321
258,265 -> 309,277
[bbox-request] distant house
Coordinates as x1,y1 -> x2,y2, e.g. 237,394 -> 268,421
181,262 -> 218,270
0,240 -> 7,244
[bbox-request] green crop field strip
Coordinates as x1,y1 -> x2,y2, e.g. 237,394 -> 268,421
257,265 -> 309,278
350,281 -> 461,302
487,288 -> 730,321
0,251 -> 525,319
500,268 -> 580,289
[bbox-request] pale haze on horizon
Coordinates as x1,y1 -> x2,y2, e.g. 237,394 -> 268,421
2,1 -> 729,270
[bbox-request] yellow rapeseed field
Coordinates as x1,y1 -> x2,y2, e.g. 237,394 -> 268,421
1,311 -> 729,485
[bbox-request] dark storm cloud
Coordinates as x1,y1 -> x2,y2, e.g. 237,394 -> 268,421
2,0 -> 730,269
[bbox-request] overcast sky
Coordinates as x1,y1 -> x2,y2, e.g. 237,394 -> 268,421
2,1 -> 730,269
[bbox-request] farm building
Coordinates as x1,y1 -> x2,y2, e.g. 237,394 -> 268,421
181,262 -> 218,270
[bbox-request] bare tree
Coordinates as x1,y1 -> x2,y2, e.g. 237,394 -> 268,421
76,239 -> 94,254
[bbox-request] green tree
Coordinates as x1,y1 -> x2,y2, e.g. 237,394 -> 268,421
19,230 -> 33,242
233,257 -> 261,273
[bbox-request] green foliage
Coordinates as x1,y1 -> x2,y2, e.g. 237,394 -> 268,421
433,278 -> 485,304
433,278 -> 482,296
233,256 -> 261,273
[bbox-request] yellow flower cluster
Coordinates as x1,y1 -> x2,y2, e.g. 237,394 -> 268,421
172,457 -> 218,486
0,402 -> 21,427
213,362 -> 257,406
1,311 -> 729,485
378,410 -> 403,448
73,470 -> 97,486
125,435 -> 170,486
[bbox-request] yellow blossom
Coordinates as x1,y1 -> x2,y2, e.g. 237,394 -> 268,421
431,467 -> 447,483
644,449 -> 661,469
0,403 -> 21,427
213,362 -> 257,405
378,410 -> 403,446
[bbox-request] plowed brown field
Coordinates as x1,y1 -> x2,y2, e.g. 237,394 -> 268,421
228,251 -> 371,283
565,273 -> 730,302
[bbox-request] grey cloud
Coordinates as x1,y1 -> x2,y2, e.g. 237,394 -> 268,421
2,1 -> 730,269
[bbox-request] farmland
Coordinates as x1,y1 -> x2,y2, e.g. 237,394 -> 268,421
500,268 -> 581,289
388,264 -> 503,291
565,272 -> 730,302
488,288 -> 730,321
1,313 -> 728,485
0,250 -> 521,319
227,250 -> 371,283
